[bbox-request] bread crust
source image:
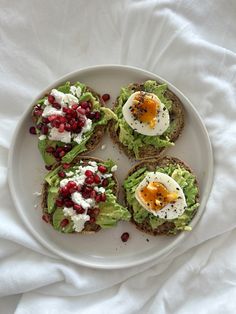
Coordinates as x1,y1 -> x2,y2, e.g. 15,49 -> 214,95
124,156 -> 200,236
108,82 -> 185,159
42,156 -> 119,234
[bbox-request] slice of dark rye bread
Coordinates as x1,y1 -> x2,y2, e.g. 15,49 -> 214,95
41,156 -> 119,234
109,82 -> 185,159
124,156 -> 200,236
32,86 -> 107,155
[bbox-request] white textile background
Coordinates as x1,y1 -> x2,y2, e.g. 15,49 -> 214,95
1,0 -> 236,313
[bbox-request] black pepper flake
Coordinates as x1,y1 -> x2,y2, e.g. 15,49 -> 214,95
176,187 -> 180,190
146,238 -> 149,242
163,107 -> 166,111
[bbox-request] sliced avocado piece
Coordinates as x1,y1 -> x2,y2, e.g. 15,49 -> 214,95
45,166 -> 60,186
52,208 -> 74,233
38,139 -> 56,166
47,186 -> 59,214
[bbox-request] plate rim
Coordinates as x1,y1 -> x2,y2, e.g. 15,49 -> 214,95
8,64 -> 214,269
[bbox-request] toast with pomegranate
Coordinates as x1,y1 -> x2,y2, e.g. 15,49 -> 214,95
30,81 -> 116,167
42,156 -> 130,234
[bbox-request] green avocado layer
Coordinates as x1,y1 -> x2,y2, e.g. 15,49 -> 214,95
35,82 -> 116,166
123,164 -> 199,234
44,160 -> 131,233
114,80 -> 176,159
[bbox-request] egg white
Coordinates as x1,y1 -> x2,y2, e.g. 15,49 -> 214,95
135,172 -> 187,219
122,92 -> 170,136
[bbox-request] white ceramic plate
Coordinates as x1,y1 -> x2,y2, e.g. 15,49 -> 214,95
8,65 -> 213,269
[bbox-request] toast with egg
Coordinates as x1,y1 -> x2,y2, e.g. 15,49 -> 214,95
109,80 -> 184,159
31,81 -> 116,167
123,156 -> 199,235
42,156 -> 131,234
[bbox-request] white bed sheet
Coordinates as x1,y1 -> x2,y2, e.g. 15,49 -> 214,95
1,0 -> 236,313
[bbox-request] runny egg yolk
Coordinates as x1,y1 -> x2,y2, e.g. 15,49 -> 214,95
138,181 -> 178,211
131,93 -> 159,128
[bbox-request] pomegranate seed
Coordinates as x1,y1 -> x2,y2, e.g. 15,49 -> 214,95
34,109 -> 43,116
48,95 -> 55,104
102,93 -> 110,102
102,178 -> 109,187
62,163 -> 70,169
42,117 -> 49,124
58,124 -> 65,133
85,170 -> 93,177
60,186 -> 70,196
48,115 -> 57,121
53,151 -> 59,158
72,104 -> 79,110
80,101 -> 89,109
95,194 -> 101,203
73,204 -> 85,214
62,107 -> 68,113
66,181 -> 76,188
52,102 -> 61,109
75,126 -> 82,134
45,165 -> 52,171
72,111 -> 78,118
56,146 -> 63,153
60,218 -> 69,228
29,126 -> 36,134
59,151 -> 65,157
41,125 -> 49,135
63,144 -> 72,152
93,207 -> 100,216
64,123 -> 71,131
36,123 -> 43,130
56,199 -> 64,207
90,190 -> 97,199
77,107 -> 86,115
78,118 -> 85,127
58,171 -> 66,178
42,213 -> 50,223
72,122 -> 78,131
94,174 -> 101,184
87,112 -> 95,119
85,107 -> 91,114
121,232 -> 129,242
46,146 -> 54,153
69,118 -> 75,126
94,111 -> 101,120
64,200 -> 74,207
98,165 -> 107,173
89,216 -> 96,223
85,176 -> 94,185
100,193 -> 106,202
59,116 -> 66,123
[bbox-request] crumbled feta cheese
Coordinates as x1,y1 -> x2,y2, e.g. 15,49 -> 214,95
42,105 -> 63,117
49,128 -> 71,143
65,171 -> 74,177
94,186 -> 105,194
71,192 -> 95,210
111,165 -> 118,172
63,207 -> 76,217
64,93 -> 78,107
39,135 -> 46,140
73,118 -> 92,144
70,86 -> 77,95
71,214 -> 90,232
88,161 -> 98,167
50,89 -> 66,105
102,173 -> 113,178
75,86 -> 82,98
